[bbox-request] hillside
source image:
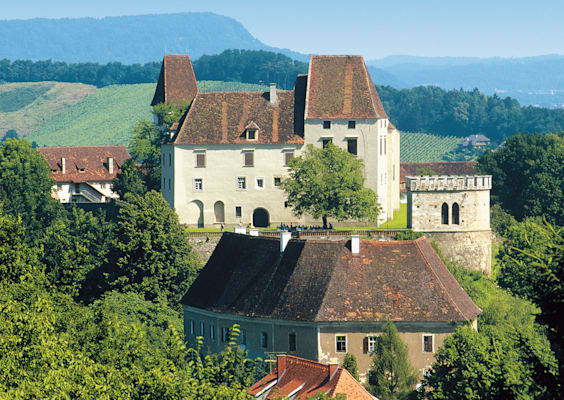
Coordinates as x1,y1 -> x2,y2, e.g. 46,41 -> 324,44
28,81 -> 266,147
400,132 -> 460,162
0,82 -> 95,139
0,13 -> 307,64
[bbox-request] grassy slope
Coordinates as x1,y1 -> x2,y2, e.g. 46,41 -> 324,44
400,132 -> 460,162
0,82 -> 96,137
28,81 -> 266,147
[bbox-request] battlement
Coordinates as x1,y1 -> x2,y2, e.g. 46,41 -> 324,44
406,175 -> 492,192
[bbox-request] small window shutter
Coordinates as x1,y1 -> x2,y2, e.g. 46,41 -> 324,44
363,337 -> 369,354
196,153 -> 205,167
244,152 -> 254,166
285,152 -> 293,166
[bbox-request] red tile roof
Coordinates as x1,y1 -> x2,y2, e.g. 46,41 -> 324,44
151,54 -> 198,106
306,55 -> 388,120
38,145 -> 131,183
248,355 -> 373,399
400,161 -> 478,191
182,234 -> 481,323
173,90 -> 304,145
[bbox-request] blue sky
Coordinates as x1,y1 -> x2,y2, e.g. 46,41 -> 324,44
2,0 -> 563,59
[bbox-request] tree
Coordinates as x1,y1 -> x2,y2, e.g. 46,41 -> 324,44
367,322 -> 417,400
0,138 -> 63,243
478,132 -> 564,225
282,144 -> 381,228
342,353 -> 359,380
111,158 -> 146,199
497,218 -> 564,394
100,191 -> 201,306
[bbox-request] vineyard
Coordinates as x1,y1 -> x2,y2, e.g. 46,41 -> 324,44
400,132 -> 461,162
27,81 -> 267,147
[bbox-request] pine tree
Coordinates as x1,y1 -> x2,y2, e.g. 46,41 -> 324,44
367,322 -> 417,400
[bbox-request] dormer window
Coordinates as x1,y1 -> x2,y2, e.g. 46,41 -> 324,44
78,168 -> 85,173
247,129 -> 257,140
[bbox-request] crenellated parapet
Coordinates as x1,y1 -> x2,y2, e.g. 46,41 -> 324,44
406,175 -> 492,192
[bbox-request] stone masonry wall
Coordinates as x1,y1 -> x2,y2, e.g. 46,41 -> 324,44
189,236 -> 220,264
425,231 -> 491,275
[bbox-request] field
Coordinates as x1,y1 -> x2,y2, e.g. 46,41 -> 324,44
27,81 -> 267,147
0,82 -> 96,138
400,132 -> 460,162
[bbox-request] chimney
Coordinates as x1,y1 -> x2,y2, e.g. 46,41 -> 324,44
328,360 -> 339,380
269,83 -> 278,105
277,354 -> 287,380
234,227 -> 247,235
61,157 -> 66,174
280,231 -> 291,252
108,157 -> 114,174
351,235 -> 360,254
249,229 -> 259,236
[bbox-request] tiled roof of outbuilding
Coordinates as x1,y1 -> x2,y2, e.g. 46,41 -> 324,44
400,161 -> 478,190
151,54 -> 198,106
173,90 -> 304,145
38,145 -> 130,183
182,233 -> 481,323
306,55 -> 388,120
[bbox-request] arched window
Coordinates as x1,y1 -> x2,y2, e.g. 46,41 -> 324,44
452,203 -> 460,225
214,201 -> 225,223
441,203 -> 449,225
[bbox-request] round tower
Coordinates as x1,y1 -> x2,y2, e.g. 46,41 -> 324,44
407,175 -> 492,274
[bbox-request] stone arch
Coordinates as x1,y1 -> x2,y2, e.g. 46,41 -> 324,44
441,203 -> 449,225
214,201 -> 225,223
187,200 -> 204,227
252,208 -> 270,228
452,202 -> 460,225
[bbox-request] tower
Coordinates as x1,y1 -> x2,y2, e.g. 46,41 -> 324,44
407,175 -> 492,274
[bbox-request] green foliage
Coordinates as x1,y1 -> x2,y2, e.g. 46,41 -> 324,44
400,132 -> 460,162
367,322 -> 418,400
152,100 -> 191,129
111,158 -> 147,199
415,166 -> 437,175
0,138 -> 63,242
490,203 -> 517,237
442,145 -> 488,161
128,119 -> 163,191
478,132 -> 564,225
0,83 -> 53,112
378,85 -> 564,143
342,353 -> 359,380
393,230 -> 423,241
283,144 -> 381,228
101,191 -> 201,306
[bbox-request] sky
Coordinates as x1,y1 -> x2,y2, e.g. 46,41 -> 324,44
1,0 -> 563,59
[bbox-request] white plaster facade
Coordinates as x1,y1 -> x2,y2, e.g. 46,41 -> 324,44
52,181 -> 119,203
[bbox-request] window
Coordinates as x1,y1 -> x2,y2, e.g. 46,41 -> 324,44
168,178 -> 171,190
273,177 -> 282,187
441,203 -> 449,225
284,151 -> 294,166
210,323 -> 215,341
347,138 -> 357,155
423,335 -> 434,353
199,321 -> 205,337
193,178 -> 203,191
246,129 -> 257,140
190,320 -> 195,335
222,327 -> 229,343
368,336 -> 378,353
336,335 -> 347,352
322,138 -> 332,149
256,177 -> 264,189
379,137 -> 383,155
244,151 -> 254,167
452,203 -> 460,225
169,153 -> 172,166
289,333 -> 297,352
237,177 -> 247,190
348,120 -> 356,129
323,120 -> 331,129
384,137 -> 387,154
196,152 -> 206,167
235,206 -> 242,218
241,329 -> 247,346
284,201 -> 288,208
393,164 -> 395,181
261,331 -> 268,348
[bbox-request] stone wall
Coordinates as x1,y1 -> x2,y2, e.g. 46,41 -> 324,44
189,236 -> 220,264
425,231 -> 492,275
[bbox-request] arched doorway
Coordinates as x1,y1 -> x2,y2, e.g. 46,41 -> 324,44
187,200 -> 204,227
253,208 -> 270,228
214,201 -> 225,223
452,202 -> 460,225
441,203 -> 449,225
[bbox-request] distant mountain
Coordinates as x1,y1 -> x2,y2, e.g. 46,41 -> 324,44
367,55 -> 564,108
0,12 -> 308,64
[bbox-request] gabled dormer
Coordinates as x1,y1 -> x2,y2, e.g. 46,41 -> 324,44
244,121 -> 260,141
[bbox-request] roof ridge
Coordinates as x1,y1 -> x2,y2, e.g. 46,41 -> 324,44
413,238 -> 467,320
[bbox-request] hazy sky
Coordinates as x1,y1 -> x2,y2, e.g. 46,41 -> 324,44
2,0 -> 563,59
